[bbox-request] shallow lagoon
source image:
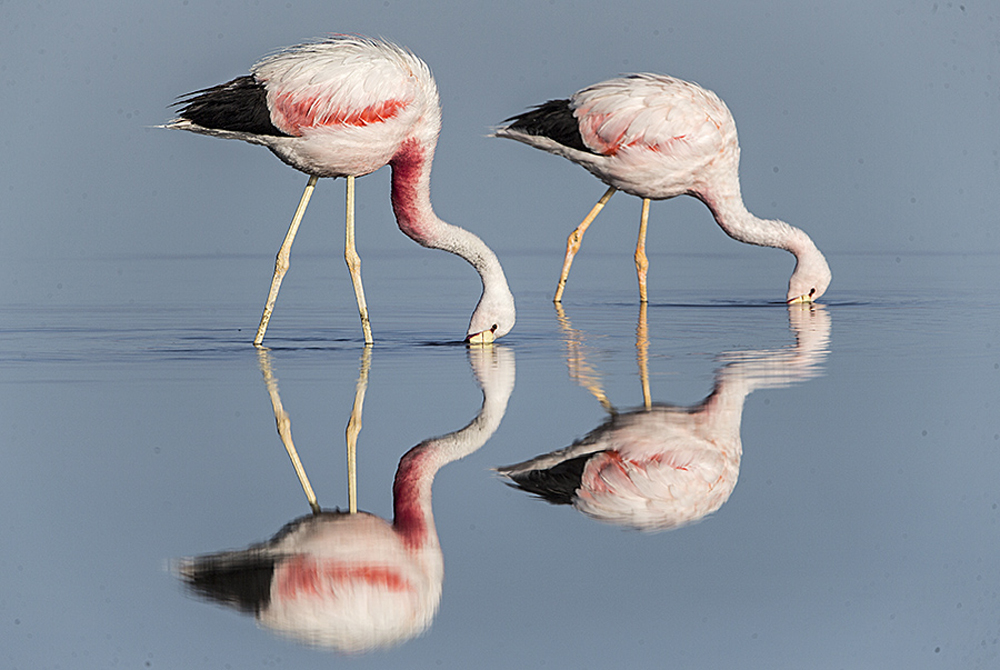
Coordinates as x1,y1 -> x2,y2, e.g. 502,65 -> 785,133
3,248 -> 998,669
2,0 -> 998,665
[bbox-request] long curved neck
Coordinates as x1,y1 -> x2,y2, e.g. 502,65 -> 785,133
389,140 -> 509,291
391,348 -> 513,547
694,179 -> 816,258
391,376 -> 512,551
701,304 -> 831,435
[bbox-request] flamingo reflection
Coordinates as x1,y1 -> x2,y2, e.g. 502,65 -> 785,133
176,346 -> 515,652
498,304 -> 829,531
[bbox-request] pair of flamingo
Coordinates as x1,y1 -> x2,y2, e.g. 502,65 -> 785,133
168,35 -> 832,345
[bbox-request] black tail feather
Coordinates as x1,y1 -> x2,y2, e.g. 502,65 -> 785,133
503,99 -> 595,154
174,76 -> 290,138
179,551 -> 277,615
504,452 -> 598,505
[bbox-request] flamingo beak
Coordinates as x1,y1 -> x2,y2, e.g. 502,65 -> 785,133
466,328 -> 496,345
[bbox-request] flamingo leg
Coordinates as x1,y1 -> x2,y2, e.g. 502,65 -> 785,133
635,198 -> 651,303
554,186 -> 617,302
635,302 -> 651,410
344,346 -> 371,514
254,175 -> 319,346
257,348 -> 321,514
344,175 -> 374,345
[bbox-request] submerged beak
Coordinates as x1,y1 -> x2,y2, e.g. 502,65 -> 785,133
466,328 -> 497,345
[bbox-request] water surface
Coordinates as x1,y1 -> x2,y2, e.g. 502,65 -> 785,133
2,250 -> 998,669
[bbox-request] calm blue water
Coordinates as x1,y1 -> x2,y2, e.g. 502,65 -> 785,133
2,249 -> 998,669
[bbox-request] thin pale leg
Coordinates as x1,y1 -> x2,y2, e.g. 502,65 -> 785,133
554,186 -> 617,302
257,348 -> 321,514
635,301 -> 651,410
635,198 -> 651,303
344,347 -> 372,514
344,175 -> 374,345
254,175 -> 318,346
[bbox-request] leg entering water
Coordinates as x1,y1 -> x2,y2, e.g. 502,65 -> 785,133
254,175 -> 318,346
343,175 -> 374,345
634,198 -> 651,304
554,186 -> 616,303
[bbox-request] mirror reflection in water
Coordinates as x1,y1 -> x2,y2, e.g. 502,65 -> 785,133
175,346 -> 515,653
499,304 -> 829,531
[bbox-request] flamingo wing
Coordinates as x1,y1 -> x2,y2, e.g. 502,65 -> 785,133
173,76 -> 291,137
252,37 -> 425,137
572,74 -> 730,160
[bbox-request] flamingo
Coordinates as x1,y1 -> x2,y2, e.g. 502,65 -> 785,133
497,304 -> 829,531
166,36 -> 515,345
176,346 -> 515,652
494,73 -> 832,304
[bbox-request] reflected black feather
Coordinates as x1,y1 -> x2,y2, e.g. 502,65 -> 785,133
503,99 -> 597,155
181,552 -> 276,614
175,75 -> 290,137
505,453 -> 598,505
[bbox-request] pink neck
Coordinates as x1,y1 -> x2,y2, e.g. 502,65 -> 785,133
390,140 -> 439,247
391,381 -> 512,549
389,139 -> 509,293
392,444 -> 438,551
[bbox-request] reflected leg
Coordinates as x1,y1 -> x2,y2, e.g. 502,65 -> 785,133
554,303 -> 615,414
345,347 -> 372,514
636,301 -> 651,410
257,348 -> 321,514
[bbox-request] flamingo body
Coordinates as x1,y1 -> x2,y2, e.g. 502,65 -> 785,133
500,404 -> 741,531
499,305 -> 831,531
168,36 -> 515,344
177,511 -> 441,653
496,73 -> 831,303
177,346 -> 515,651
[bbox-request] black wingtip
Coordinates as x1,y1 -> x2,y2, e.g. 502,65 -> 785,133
173,75 -> 291,138
178,551 -> 277,615
501,99 -> 596,155
503,452 -> 597,505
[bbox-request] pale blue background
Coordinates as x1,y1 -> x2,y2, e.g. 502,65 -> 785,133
2,2 -> 999,669
2,1 -> 997,292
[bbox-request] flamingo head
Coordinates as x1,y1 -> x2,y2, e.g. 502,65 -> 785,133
466,284 -> 516,345
787,245 -> 832,304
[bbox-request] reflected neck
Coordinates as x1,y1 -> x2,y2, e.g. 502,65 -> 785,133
391,377 -> 511,551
